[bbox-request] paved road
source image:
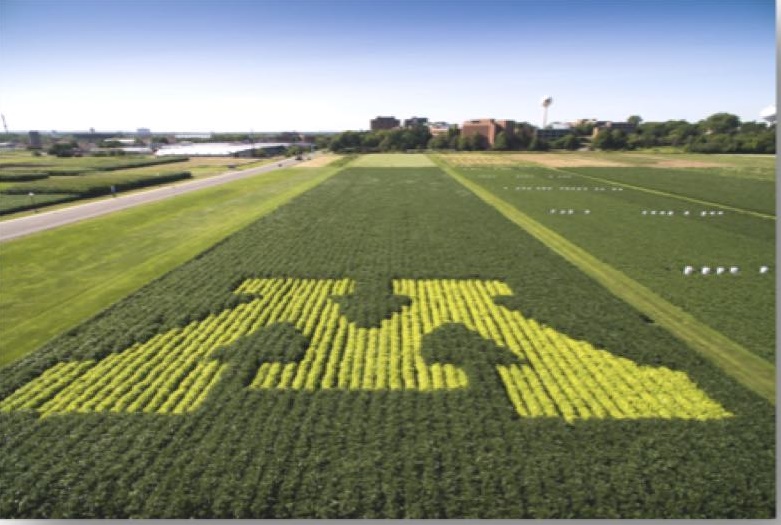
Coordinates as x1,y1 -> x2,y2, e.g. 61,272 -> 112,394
0,156 -> 307,243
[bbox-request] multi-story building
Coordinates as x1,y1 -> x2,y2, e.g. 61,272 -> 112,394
428,122 -> 452,136
28,131 -> 42,149
370,116 -> 400,131
460,119 -> 515,146
535,128 -> 574,141
403,116 -> 428,128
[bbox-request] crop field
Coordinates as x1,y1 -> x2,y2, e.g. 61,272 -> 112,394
0,154 -> 774,518
441,156 -> 775,363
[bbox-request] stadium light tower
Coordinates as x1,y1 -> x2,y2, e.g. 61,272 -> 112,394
540,96 -> 553,128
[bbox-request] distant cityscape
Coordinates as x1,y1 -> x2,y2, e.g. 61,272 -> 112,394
0,102 -> 775,157
370,116 -> 638,147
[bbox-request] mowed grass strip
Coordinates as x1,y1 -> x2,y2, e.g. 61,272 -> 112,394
434,156 -> 776,403
0,166 -> 340,367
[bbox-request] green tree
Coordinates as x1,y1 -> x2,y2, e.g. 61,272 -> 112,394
592,129 -> 611,150
468,134 -> 488,151
428,134 -> 450,150
493,131 -> 510,151
627,115 -> 642,128
551,133 -> 580,150
701,113 -> 741,134
528,136 -> 549,151
610,129 -> 628,149
48,141 -> 79,157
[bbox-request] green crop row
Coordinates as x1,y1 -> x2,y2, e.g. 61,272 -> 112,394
3,171 -> 192,196
0,165 -> 773,518
0,193 -> 81,215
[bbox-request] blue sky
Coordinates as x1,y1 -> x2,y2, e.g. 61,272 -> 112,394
0,0 -> 775,132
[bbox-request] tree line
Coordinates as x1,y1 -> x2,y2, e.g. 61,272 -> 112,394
323,112 -> 775,154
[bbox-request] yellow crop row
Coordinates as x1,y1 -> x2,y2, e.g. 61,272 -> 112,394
0,278 -> 732,422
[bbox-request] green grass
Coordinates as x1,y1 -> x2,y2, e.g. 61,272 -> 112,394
0,166 -> 339,366
435,158 -> 774,401
349,153 -> 436,167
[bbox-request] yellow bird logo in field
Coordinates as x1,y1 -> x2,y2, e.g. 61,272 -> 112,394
0,278 -> 732,422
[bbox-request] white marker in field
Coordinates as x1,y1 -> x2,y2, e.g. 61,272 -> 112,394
683,210 -> 690,216
716,267 -> 725,275
584,209 -> 591,214
730,266 -> 740,275
701,266 -> 711,275
759,266 -> 770,274
683,266 -> 694,275
700,211 -> 707,217
717,210 -> 724,215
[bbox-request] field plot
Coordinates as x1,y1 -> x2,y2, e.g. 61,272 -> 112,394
0,154 -> 278,215
446,160 -> 774,362
0,157 -> 773,518
0,193 -> 80,214
567,166 -> 775,216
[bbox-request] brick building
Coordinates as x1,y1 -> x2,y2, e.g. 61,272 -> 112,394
460,119 -> 515,146
370,116 -> 401,131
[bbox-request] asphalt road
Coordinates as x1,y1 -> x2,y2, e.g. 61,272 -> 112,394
0,156 -> 306,243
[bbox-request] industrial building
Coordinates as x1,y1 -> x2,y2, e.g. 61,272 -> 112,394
154,142 -> 296,157
460,119 -> 515,147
